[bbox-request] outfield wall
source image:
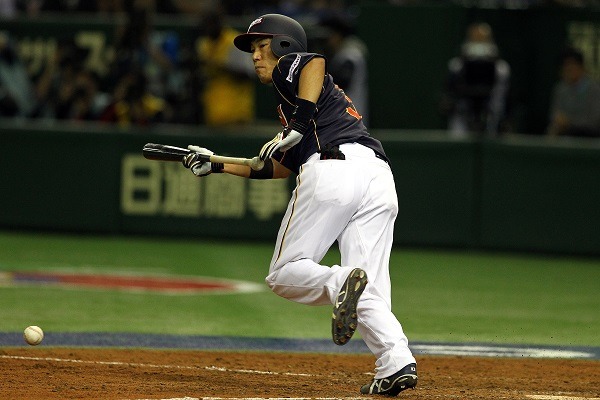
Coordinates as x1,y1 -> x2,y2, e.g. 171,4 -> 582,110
1,122 -> 598,256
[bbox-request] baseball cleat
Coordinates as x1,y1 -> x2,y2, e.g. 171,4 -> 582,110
360,363 -> 418,396
332,268 -> 368,346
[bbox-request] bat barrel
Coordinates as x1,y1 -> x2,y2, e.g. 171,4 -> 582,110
143,143 -> 192,162
143,143 -> 263,170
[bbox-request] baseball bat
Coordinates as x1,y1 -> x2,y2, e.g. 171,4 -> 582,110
142,143 -> 265,171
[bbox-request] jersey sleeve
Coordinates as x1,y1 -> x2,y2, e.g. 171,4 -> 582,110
274,53 -> 325,100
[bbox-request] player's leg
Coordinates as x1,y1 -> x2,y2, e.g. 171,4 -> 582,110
265,159 -> 366,306
337,160 -> 416,379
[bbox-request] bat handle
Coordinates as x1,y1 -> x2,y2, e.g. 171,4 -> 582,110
209,155 -> 265,171
197,153 -> 212,163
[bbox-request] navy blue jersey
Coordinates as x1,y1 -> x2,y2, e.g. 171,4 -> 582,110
271,52 -> 388,174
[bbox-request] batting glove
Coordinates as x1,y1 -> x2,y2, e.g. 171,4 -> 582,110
259,128 -> 303,160
182,145 -> 214,177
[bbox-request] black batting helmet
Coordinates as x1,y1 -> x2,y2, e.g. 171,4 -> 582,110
234,14 -> 307,57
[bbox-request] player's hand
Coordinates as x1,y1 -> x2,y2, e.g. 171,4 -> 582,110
259,128 -> 303,160
182,145 -> 214,177
259,131 -> 283,160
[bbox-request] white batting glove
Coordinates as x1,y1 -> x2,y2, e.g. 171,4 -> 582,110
259,131 -> 283,160
259,129 -> 303,160
183,145 -> 214,177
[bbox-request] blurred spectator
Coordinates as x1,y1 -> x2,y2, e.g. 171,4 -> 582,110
110,6 -> 181,100
441,22 -> 511,137
209,0 -> 257,15
34,39 -> 109,120
37,0 -> 99,12
319,14 -> 369,126
305,0 -> 347,18
0,0 -> 18,18
100,70 -> 172,126
195,9 -> 256,126
255,0 -> 347,19
449,0 -> 542,8
96,0 -> 125,15
547,0 -> 599,7
67,69 -> 111,121
256,0 -> 307,17
546,46 -> 600,138
0,32 -> 37,118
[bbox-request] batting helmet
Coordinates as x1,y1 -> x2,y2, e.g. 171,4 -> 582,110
234,14 -> 307,57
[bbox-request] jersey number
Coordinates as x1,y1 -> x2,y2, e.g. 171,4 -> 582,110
346,105 -> 362,120
341,89 -> 362,120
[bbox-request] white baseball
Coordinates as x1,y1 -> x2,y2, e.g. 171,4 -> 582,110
24,325 -> 44,346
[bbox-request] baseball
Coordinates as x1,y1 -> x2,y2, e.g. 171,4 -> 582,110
23,325 -> 44,346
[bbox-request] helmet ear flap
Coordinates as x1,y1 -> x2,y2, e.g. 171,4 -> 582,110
271,35 -> 303,58
279,39 -> 292,51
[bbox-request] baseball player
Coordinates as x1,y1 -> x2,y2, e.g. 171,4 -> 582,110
182,14 -> 417,396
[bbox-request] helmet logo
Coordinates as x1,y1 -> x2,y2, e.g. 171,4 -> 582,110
248,17 -> 263,32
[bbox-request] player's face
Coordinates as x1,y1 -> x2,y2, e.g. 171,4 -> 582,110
250,37 -> 278,84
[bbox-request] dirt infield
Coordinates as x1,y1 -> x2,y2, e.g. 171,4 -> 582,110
2,348 -> 599,399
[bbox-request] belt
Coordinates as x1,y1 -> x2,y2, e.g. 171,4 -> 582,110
319,144 -> 345,160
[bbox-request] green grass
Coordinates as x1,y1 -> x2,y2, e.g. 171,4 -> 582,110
0,230 -> 598,346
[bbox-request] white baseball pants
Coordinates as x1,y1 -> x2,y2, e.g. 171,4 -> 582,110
265,143 -> 416,378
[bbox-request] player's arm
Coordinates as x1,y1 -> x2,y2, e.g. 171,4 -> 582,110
223,158 -> 291,179
259,57 -> 325,160
183,146 -> 291,179
297,57 -> 325,103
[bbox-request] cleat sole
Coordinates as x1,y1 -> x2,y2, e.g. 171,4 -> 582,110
332,268 -> 368,346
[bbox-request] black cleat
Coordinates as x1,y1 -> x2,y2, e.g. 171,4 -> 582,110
360,363 -> 418,396
332,268 -> 368,346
